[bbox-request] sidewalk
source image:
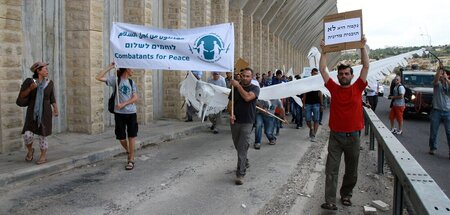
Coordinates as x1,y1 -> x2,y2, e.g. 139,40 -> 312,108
0,119 -> 208,187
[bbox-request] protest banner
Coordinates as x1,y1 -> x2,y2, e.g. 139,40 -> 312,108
110,22 -> 234,71
323,9 -> 363,53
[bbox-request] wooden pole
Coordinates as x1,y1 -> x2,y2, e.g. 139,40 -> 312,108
256,106 -> 288,124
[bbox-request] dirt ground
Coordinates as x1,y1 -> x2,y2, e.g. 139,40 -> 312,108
256,125 -> 411,215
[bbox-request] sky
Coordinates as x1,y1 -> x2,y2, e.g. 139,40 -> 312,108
337,0 -> 450,49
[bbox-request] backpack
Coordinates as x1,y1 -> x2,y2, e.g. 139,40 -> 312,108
108,78 -> 133,113
389,84 -> 403,108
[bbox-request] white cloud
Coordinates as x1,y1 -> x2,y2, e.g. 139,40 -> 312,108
337,0 -> 450,49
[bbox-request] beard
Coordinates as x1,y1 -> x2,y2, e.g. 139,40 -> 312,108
240,79 -> 251,86
338,77 -> 351,86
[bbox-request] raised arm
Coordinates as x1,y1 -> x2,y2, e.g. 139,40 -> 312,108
96,62 -> 115,82
319,40 -> 330,83
359,35 -> 369,82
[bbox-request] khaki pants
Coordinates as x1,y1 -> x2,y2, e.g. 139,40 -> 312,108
230,123 -> 252,176
324,131 -> 361,204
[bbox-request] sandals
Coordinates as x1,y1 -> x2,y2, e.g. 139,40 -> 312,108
36,159 -> 47,165
321,203 -> 337,210
341,197 -> 352,206
125,161 -> 135,170
25,148 -> 35,162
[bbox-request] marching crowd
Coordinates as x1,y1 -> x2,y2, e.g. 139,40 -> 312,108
17,35 -> 450,211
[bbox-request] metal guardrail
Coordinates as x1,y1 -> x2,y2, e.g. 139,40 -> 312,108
363,107 -> 450,215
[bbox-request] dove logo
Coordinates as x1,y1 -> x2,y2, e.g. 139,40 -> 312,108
190,34 -> 230,63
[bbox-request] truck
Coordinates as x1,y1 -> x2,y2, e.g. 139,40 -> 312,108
401,70 -> 435,117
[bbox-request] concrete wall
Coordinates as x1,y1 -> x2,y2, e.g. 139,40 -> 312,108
0,0 -> 24,152
0,0 -> 335,152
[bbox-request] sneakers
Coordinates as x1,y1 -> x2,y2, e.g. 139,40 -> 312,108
235,176 -> 244,185
269,139 -> 276,145
390,128 -> 397,133
429,149 -> 436,155
310,136 -> 316,142
210,125 -> 215,130
213,128 -> 219,134
394,130 -> 403,135
254,143 -> 261,150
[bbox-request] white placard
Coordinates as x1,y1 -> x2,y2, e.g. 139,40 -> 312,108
324,17 -> 361,45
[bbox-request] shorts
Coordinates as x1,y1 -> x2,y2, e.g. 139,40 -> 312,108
305,103 -> 320,122
389,106 -> 405,122
114,113 -> 138,140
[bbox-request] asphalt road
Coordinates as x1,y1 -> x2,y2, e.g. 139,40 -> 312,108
0,121 -> 322,215
374,96 -> 450,197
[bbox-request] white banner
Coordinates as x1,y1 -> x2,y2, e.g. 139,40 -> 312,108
110,22 -> 235,71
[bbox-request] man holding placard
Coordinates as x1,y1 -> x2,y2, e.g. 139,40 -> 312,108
319,34 -> 368,210
319,10 -> 368,209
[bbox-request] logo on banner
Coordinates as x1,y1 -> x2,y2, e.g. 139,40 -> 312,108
189,34 -> 231,63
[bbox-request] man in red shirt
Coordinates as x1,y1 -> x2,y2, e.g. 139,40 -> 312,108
319,36 -> 369,210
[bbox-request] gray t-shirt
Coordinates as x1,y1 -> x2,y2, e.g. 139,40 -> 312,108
106,75 -> 137,114
392,85 -> 405,106
432,81 -> 450,111
207,75 -> 226,87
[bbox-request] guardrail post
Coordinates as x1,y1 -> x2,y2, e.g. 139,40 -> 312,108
369,128 -> 375,150
364,114 -> 369,135
377,141 -> 384,174
393,175 -> 404,215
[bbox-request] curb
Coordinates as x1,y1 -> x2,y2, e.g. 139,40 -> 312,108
0,124 -> 207,187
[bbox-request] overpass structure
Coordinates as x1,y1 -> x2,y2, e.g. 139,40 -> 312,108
0,0 -> 341,152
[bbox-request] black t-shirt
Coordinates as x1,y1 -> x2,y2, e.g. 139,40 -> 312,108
304,90 -> 321,104
229,84 -> 260,124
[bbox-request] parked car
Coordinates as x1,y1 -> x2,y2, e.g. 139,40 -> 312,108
401,70 -> 435,116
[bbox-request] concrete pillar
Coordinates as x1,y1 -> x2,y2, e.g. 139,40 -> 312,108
267,32 -> 274,72
242,14 -> 253,68
252,20 -> 261,73
123,0 -> 154,125
0,0 -> 24,152
278,38 -> 283,70
261,25 -> 269,73
211,0 -> 228,25
273,36 -> 279,71
229,5 -> 242,63
283,40 -> 287,70
162,0 -> 188,119
190,0 -> 211,79
65,0 -> 103,134
190,0 -> 211,28
289,45 -> 293,73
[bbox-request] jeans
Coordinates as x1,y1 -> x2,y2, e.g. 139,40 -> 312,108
305,103 -> 320,122
366,95 -> 378,111
429,109 -> 450,151
293,102 -> 303,126
255,113 -> 276,144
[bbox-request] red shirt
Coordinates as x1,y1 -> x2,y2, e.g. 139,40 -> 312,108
325,78 -> 367,132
